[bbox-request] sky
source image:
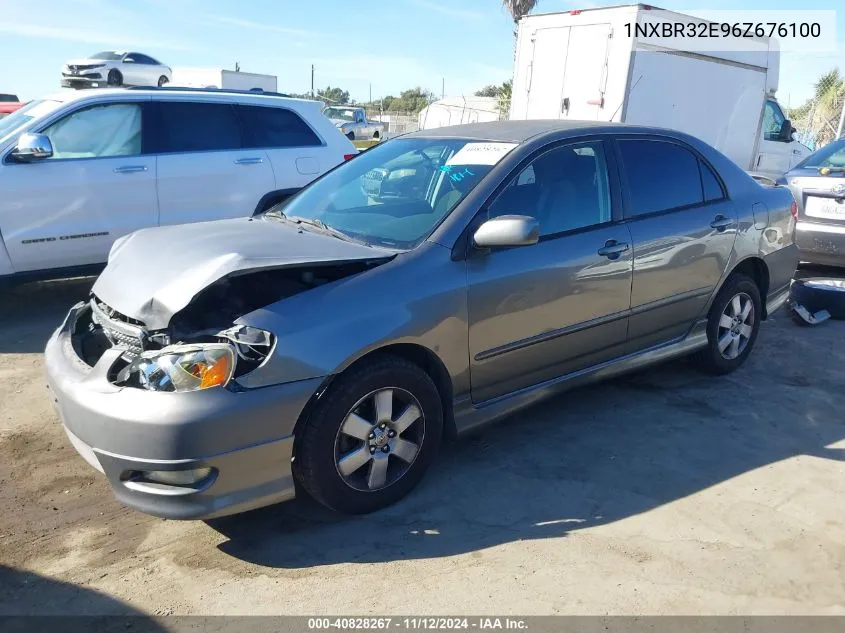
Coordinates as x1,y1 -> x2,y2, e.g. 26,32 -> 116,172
0,0 -> 841,107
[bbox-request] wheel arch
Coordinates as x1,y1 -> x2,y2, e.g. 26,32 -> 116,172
291,343 -> 457,456
726,256 -> 770,318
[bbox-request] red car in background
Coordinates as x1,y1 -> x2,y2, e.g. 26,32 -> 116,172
0,94 -> 23,118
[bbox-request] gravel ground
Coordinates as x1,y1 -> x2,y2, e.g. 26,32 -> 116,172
1,268 -> 843,616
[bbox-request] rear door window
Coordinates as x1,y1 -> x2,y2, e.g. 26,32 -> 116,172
154,101 -> 242,153
237,105 -> 322,148
618,139 -> 705,216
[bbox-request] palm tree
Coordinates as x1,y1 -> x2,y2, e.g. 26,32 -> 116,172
502,0 -> 539,37
788,68 -> 845,148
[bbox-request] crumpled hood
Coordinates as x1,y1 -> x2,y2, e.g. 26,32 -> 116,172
92,217 -> 394,330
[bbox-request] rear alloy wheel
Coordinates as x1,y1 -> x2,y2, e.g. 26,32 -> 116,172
107,69 -> 123,87
157,75 -> 169,87
693,274 -> 761,375
294,355 -> 442,514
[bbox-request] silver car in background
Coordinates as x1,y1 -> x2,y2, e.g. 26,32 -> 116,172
781,138 -> 845,267
44,121 -> 798,521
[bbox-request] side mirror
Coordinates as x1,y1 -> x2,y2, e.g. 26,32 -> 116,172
11,133 -> 53,162
778,119 -> 794,142
473,215 -> 540,249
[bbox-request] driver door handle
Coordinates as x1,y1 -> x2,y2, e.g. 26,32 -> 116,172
597,240 -> 629,259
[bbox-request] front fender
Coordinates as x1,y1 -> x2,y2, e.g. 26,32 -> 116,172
234,244 -> 471,397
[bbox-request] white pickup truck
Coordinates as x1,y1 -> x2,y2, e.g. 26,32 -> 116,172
510,5 -> 812,180
323,106 -> 386,141
0,87 -> 355,285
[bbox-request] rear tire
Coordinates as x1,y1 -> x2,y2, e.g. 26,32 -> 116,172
692,274 -> 762,375
293,354 -> 442,514
107,69 -> 123,87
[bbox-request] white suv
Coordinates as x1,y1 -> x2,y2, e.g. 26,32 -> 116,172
0,88 -> 356,282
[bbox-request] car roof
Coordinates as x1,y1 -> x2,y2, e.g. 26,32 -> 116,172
41,87 -> 320,108
406,120 -> 652,143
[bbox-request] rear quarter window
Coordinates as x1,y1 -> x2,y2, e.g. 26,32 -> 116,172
238,105 -> 322,149
700,159 -> 726,202
618,139 -> 705,216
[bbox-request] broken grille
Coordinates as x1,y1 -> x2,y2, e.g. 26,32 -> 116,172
89,298 -> 146,355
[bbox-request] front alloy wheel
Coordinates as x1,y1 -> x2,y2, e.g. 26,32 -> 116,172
334,388 -> 424,491
294,354 -> 442,514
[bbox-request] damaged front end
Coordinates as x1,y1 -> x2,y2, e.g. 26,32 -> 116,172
70,261 -> 382,392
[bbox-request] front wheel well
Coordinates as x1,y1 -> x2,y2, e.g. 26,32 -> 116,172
292,344 -> 457,452
727,257 -> 770,318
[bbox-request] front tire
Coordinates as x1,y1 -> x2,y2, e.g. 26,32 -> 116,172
294,355 -> 442,514
346,131 -> 355,141
157,75 -> 169,87
107,69 -> 123,86
693,274 -> 762,375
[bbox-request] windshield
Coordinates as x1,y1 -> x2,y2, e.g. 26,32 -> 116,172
0,100 -> 62,142
796,138 -> 845,170
90,51 -> 123,61
268,138 -> 518,249
324,107 -> 356,121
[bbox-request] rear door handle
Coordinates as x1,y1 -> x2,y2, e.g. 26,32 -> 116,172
597,240 -> 629,259
234,157 -> 264,165
113,165 -> 147,174
710,214 -> 735,231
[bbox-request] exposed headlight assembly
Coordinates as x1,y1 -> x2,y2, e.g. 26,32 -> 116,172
120,343 -> 235,392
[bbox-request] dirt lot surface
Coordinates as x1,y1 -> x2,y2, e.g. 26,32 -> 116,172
1,271 -> 844,616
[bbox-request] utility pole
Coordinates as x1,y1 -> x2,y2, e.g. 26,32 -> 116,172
369,82 -> 372,105
442,78 -> 445,100
311,64 -> 315,99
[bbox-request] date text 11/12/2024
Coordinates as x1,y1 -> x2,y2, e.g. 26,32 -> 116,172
307,617 -> 528,630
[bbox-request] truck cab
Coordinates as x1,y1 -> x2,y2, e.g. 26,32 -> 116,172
756,97 -> 811,177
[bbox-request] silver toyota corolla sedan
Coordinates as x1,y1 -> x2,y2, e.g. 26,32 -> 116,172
45,121 -> 798,520
780,137 -> 845,267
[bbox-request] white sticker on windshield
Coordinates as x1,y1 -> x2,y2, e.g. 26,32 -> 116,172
446,142 -> 518,166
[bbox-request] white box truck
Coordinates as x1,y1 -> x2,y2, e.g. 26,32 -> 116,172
170,68 -> 278,93
510,4 -> 812,179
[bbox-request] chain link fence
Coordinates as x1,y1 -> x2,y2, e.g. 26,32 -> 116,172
363,109 -> 420,137
787,71 -> 845,151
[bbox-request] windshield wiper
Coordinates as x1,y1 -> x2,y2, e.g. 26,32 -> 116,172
276,213 -> 360,244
